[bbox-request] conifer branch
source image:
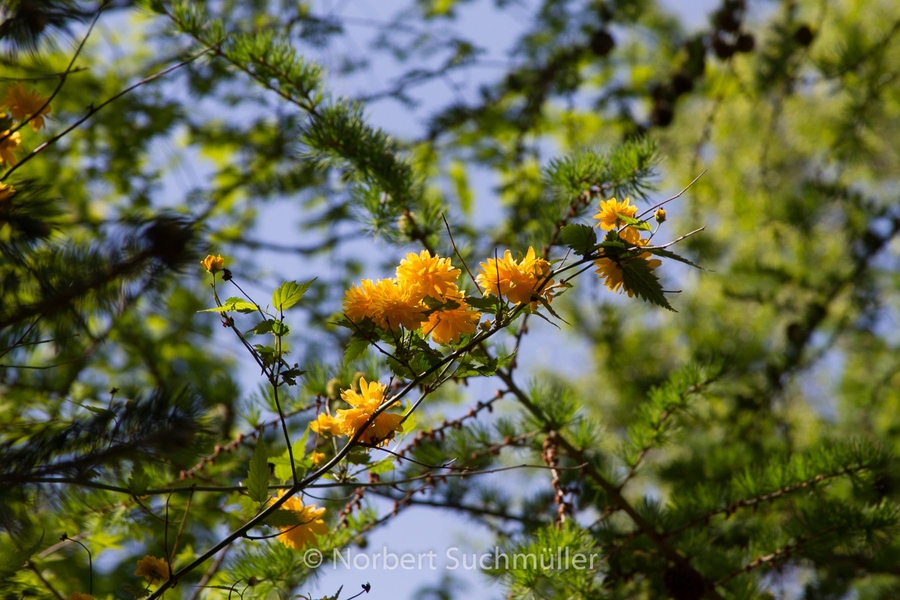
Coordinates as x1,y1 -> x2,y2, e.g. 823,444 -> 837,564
496,370 -> 724,600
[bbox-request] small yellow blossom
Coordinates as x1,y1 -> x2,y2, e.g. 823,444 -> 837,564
134,555 -> 169,582
395,250 -> 461,301
309,413 -> 340,436
594,197 -> 638,231
200,254 -> 225,273
422,291 -> 481,344
311,451 -> 326,466
270,493 -> 328,550
476,247 -> 553,307
0,129 -> 21,166
337,377 -> 403,445
654,208 -> 666,223
69,593 -> 95,600
2,83 -> 51,131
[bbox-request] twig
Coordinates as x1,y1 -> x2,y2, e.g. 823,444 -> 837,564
2,43 -> 220,181
636,170 -> 707,220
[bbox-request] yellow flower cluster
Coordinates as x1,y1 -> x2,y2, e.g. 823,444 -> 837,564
0,83 -> 51,167
343,250 -> 481,344
475,246 -> 554,310
311,377 -> 403,446
269,493 -> 328,550
592,197 -> 662,296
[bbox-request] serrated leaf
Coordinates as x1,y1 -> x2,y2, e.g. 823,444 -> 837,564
347,450 -> 372,465
263,508 -> 304,528
249,319 -> 274,335
127,464 -> 150,495
368,458 -> 397,475
272,279 -> 316,312
246,435 -> 270,503
464,295 -> 500,312
270,430 -> 310,481
598,239 -> 628,251
621,258 -> 674,311
199,296 -> 258,314
534,295 -> 568,325
559,224 -> 597,256
271,320 -> 289,336
617,215 -> 652,231
423,296 -> 461,310
280,366 -> 305,386
645,247 -> 706,270
344,335 -> 370,367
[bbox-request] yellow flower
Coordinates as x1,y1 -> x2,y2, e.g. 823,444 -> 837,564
395,250 -> 461,301
337,377 -> 403,445
134,555 -> 169,582
654,208 -> 666,223
343,278 -> 425,331
309,413 -> 340,436
343,278 -> 377,323
0,129 -> 21,166
594,258 -> 628,295
2,83 -> 51,131
593,197 -> 638,231
371,279 -> 428,331
270,493 -> 328,550
476,247 -> 553,307
200,254 -> 225,273
422,291 -> 481,344
311,451 -> 326,466
618,225 -> 642,245
69,593 -> 95,600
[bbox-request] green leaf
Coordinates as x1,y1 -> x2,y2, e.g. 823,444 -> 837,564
534,295 -> 567,325
280,365 -> 306,386
246,435 -> 270,503
463,295 -> 501,312
271,320 -> 289,336
272,279 -> 316,312
199,297 -> 259,314
254,344 -> 276,368
645,247 -> 706,270
617,214 -> 652,231
263,508 -> 304,528
344,335 -> 370,367
621,258 -> 674,311
368,457 -> 397,475
270,430 -> 310,481
559,224 -> 597,256
347,450 -> 372,465
248,319 -> 274,335
127,464 -> 150,495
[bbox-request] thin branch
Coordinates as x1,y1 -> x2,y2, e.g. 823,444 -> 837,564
636,170 -> 707,220
2,43 -> 220,181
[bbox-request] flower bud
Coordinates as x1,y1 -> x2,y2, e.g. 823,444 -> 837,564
655,208 -> 667,223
